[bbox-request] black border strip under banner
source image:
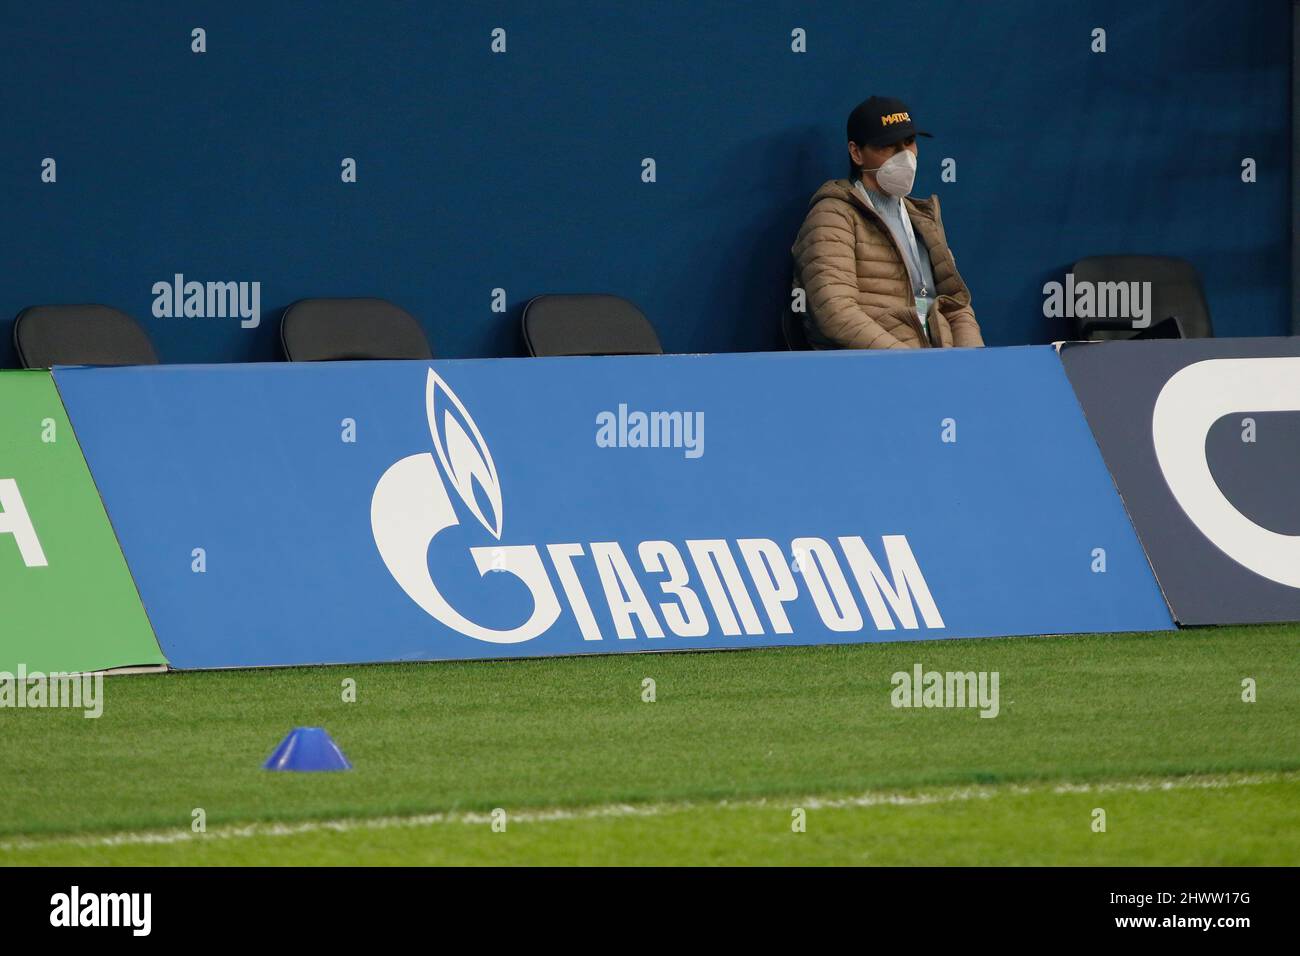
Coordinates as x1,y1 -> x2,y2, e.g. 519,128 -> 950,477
0,867 -> 1288,941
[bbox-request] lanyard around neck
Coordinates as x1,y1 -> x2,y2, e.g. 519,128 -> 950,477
854,181 -> 927,296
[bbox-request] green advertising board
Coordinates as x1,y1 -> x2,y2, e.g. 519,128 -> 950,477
0,371 -> 165,673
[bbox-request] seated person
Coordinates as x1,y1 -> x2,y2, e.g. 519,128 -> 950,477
790,96 -> 983,350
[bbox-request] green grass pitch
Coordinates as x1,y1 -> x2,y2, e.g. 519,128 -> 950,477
2,624 -> 1297,865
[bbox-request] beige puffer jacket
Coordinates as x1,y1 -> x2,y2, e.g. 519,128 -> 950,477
790,178 -> 983,349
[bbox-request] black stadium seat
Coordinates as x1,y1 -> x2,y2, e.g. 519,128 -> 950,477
280,297 -> 433,361
1069,255 -> 1213,341
522,294 -> 663,357
13,304 -> 160,368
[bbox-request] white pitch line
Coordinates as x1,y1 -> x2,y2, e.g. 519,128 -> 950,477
1,771 -> 1295,854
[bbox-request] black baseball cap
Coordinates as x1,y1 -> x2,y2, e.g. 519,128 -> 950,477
847,96 -> 932,148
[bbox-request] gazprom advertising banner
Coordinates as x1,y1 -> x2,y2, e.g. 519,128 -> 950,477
54,347 -> 1172,669
0,371 -> 165,674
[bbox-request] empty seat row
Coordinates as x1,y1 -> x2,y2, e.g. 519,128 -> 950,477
10,294 -> 664,368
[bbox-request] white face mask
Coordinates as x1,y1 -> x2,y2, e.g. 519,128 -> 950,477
864,148 -> 917,197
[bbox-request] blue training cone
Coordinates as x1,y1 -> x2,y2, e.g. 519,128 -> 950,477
263,727 -> 352,772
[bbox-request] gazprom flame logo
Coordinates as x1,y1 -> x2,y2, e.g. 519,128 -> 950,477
373,370 -> 946,647
370,370 -> 560,643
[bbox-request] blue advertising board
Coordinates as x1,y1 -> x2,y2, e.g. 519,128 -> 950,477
54,347 -> 1172,669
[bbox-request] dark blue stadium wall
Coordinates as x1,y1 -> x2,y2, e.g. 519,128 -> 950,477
0,0 -> 1290,364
